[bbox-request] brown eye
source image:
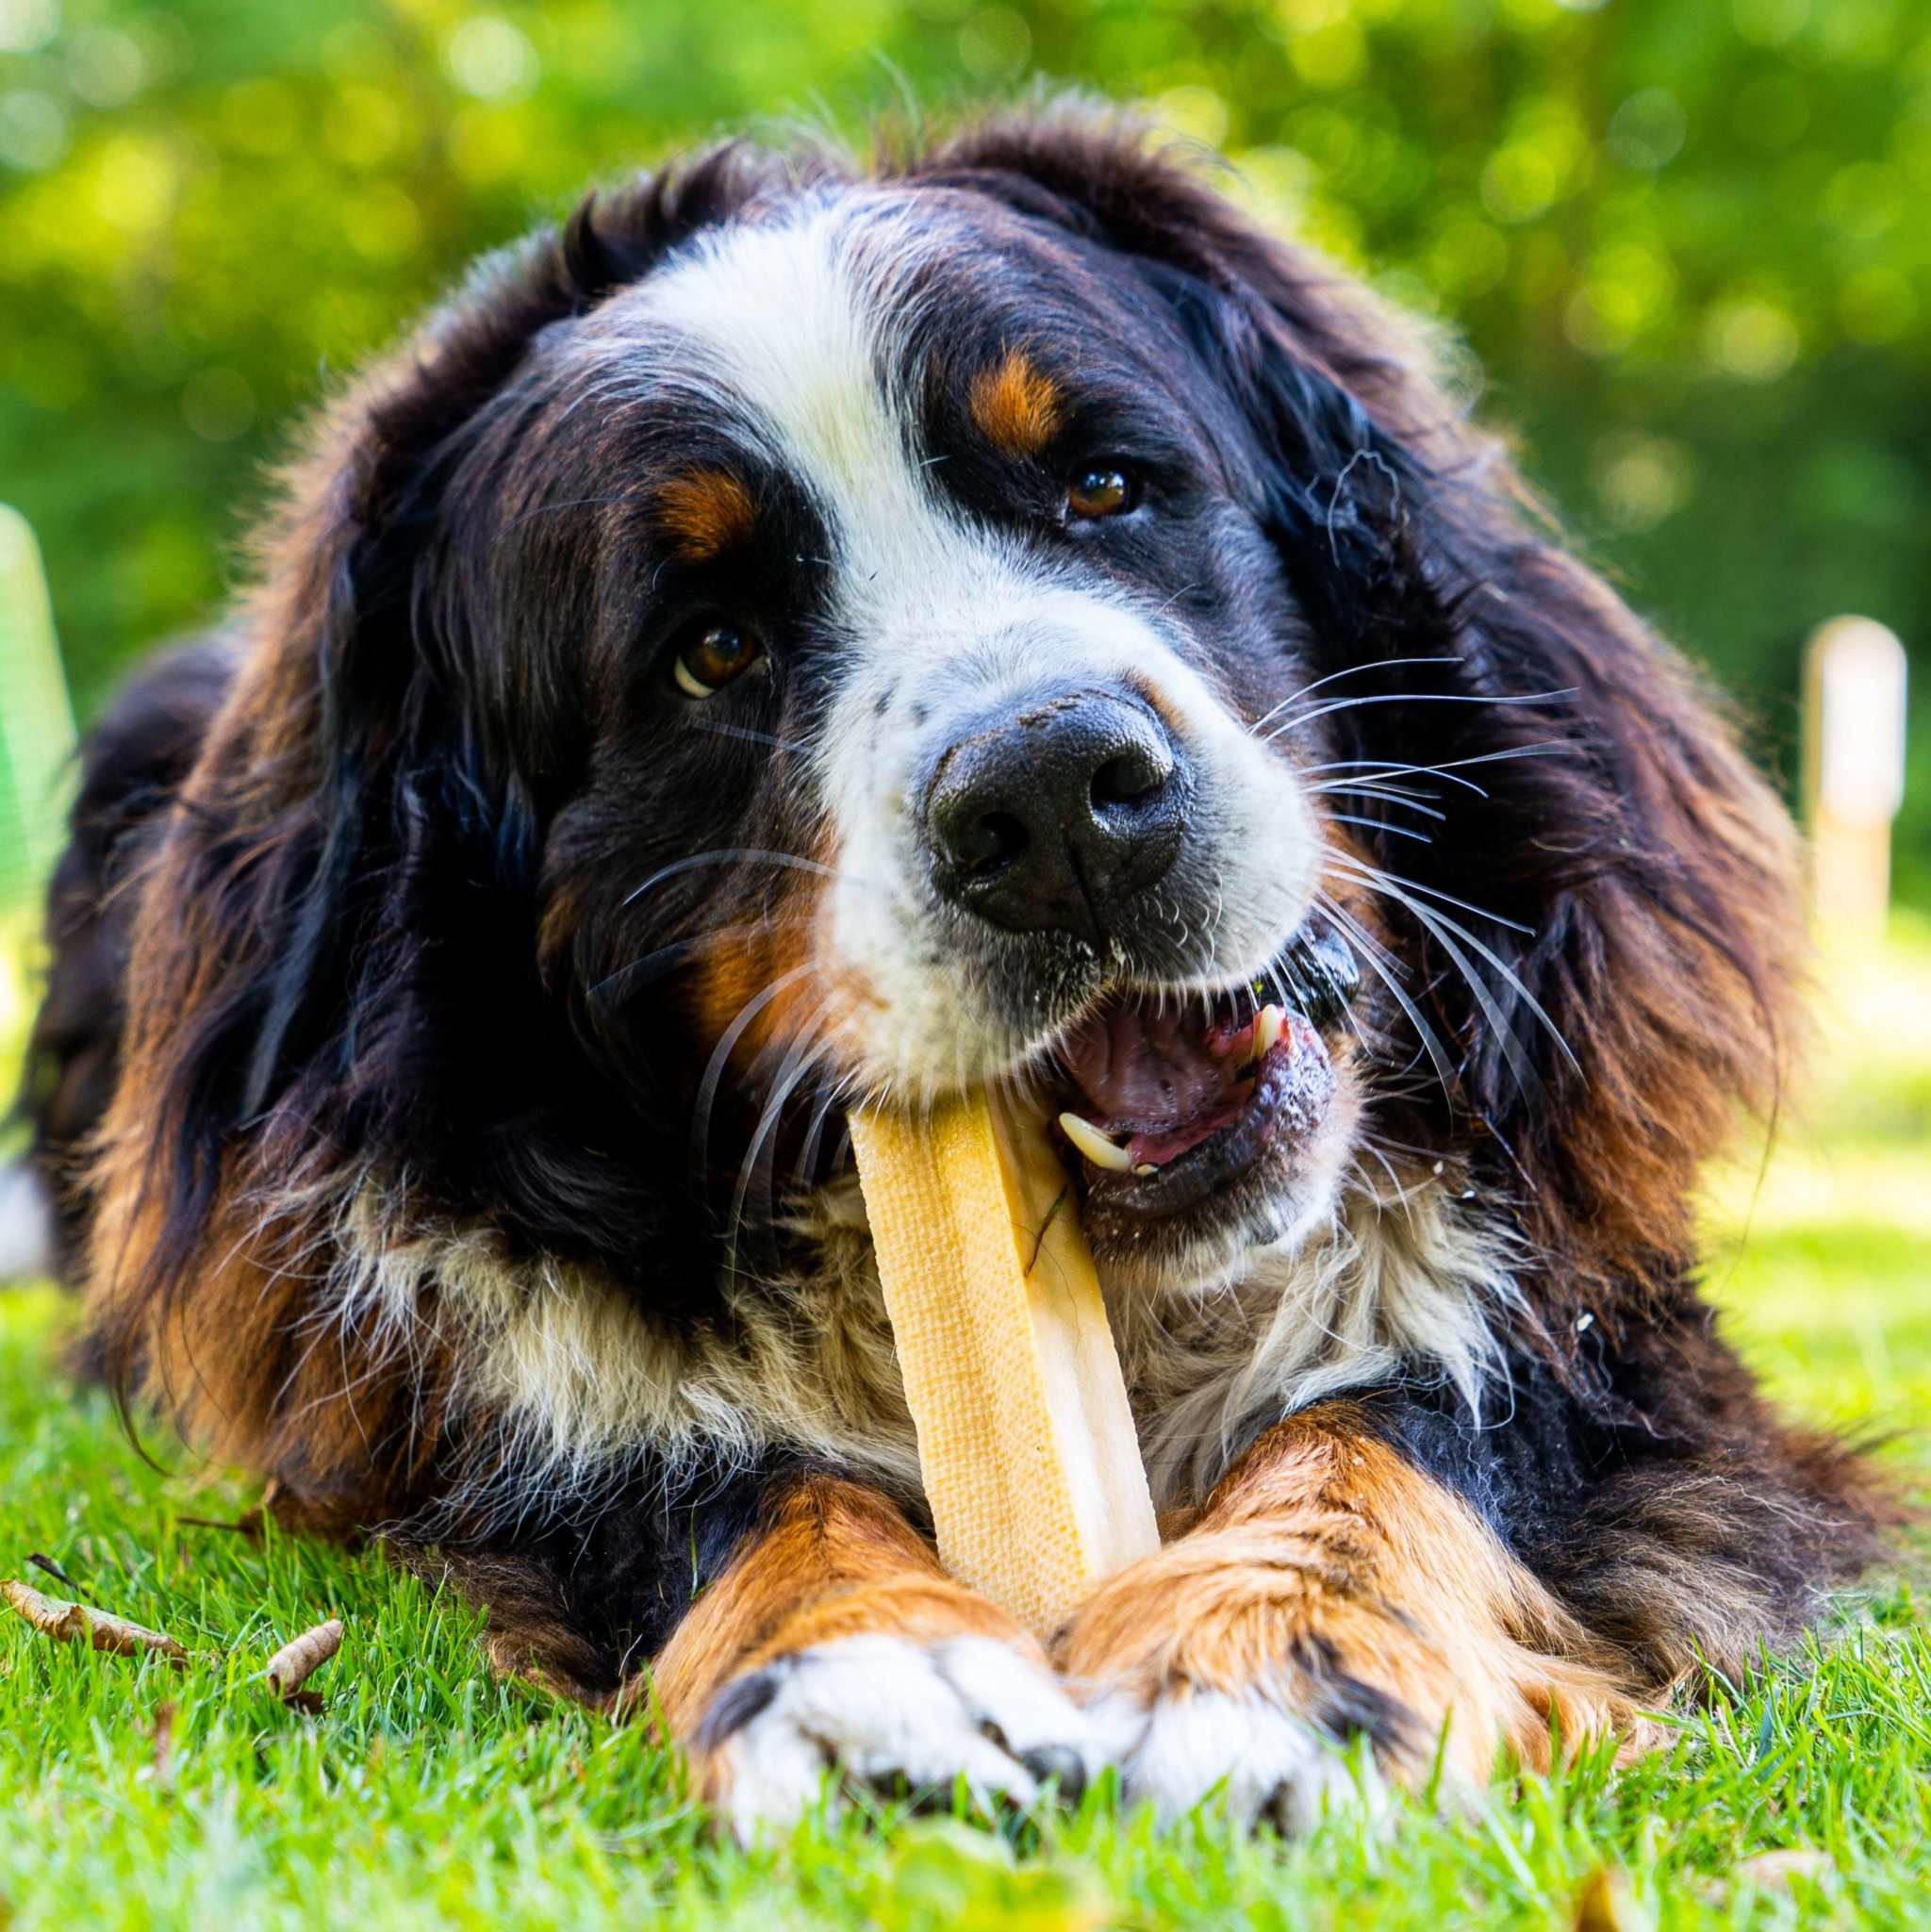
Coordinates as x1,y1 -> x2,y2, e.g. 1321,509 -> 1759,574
1066,465 -> 1137,520
673,623 -> 760,698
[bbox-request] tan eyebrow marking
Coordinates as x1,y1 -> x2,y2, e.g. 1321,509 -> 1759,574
968,350 -> 1064,456
657,470 -> 757,562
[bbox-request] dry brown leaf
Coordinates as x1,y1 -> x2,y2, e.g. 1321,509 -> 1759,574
1736,1849 -> 1836,1891
2,1577 -> 190,1666
1574,1868 -> 1652,1932
263,1617 -> 342,1701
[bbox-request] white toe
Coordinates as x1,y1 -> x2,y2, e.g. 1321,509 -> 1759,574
709,1631 -> 1105,1841
1126,1687 -> 1379,1833
932,1635 -> 1107,1788
718,1710 -> 828,1840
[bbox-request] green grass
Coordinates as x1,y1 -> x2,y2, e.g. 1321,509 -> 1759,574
2,914 -> 1927,1930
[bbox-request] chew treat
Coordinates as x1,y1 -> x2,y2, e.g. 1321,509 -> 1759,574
851,1088 -> 1160,1637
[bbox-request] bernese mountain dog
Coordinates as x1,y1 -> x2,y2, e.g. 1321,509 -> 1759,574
18,106 -> 1890,1838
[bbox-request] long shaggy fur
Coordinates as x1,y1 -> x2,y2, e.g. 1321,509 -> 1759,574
22,106 -> 1890,1792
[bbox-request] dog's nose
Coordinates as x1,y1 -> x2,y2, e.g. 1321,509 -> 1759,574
925,690 -> 1188,938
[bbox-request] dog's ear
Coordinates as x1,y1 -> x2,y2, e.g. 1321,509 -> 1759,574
95,148 -> 778,1313
923,107 -> 1804,1289
237,145 -> 790,1119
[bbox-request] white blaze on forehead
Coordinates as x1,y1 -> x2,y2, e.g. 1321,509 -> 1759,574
635,195 -> 1029,642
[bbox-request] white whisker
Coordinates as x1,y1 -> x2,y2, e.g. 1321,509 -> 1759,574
1326,853 -> 1537,936
1263,689 -> 1577,747
1323,811 -> 1433,845
690,960 -> 821,1179
621,849 -> 837,911
1246,654 -> 1462,738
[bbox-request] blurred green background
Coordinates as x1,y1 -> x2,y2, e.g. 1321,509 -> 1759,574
1,0 -> 1924,896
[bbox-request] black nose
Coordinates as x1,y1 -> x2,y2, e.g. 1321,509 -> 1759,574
925,690 -> 1188,938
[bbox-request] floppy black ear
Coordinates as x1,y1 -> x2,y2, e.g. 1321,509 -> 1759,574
108,373 -> 531,1305
1192,236 -> 1803,1294
919,108 -> 1804,1291
96,145 -> 789,1314
241,137 -> 810,1107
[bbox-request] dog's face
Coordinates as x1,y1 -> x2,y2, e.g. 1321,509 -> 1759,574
449,184 -> 1377,1291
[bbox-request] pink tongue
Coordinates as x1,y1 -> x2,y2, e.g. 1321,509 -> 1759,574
1060,1000 -> 1250,1139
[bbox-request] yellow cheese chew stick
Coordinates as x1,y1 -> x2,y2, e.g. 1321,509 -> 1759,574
851,1088 -> 1160,1637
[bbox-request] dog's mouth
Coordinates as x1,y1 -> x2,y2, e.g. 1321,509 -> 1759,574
1046,919 -> 1357,1224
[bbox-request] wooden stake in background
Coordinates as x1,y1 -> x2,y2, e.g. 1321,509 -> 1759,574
1803,617 -> 1907,939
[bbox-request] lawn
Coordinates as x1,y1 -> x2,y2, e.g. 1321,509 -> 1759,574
1,912 -> 1926,1931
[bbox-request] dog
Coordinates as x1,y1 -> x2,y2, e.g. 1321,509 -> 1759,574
16,105 -> 1889,1838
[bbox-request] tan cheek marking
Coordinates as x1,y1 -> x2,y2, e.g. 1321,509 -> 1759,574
657,471 -> 756,562
685,835 -> 841,1069
536,884 -> 579,985
968,351 -> 1064,456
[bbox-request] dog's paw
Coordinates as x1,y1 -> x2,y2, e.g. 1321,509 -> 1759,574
1102,1683 -> 1383,1833
695,1631 -> 1106,1841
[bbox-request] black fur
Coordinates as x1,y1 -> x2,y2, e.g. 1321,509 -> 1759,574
23,108 -> 1884,1741
20,635 -> 238,1278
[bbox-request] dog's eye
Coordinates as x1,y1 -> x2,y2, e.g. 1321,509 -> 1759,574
673,624 -> 761,699
1066,465 -> 1138,520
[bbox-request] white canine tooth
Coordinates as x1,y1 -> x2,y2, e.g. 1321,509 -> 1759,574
1058,1112 -> 1134,1173
1253,1005 -> 1285,1062
1132,1163 -> 1158,1177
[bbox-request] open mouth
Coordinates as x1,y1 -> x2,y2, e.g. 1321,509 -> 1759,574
1048,920 -> 1357,1221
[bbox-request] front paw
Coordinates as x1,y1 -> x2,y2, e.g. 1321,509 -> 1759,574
1086,1678 -> 1387,1833
1061,1534 -> 1637,1833
695,1631 -> 1107,1841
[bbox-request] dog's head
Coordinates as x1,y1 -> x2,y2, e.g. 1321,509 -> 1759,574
539,142 -> 1379,1290
124,110 -> 1800,1326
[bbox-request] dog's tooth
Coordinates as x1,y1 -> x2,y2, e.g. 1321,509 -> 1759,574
1058,1112 -> 1134,1173
1132,1162 -> 1158,1177
1254,1005 -> 1285,1061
